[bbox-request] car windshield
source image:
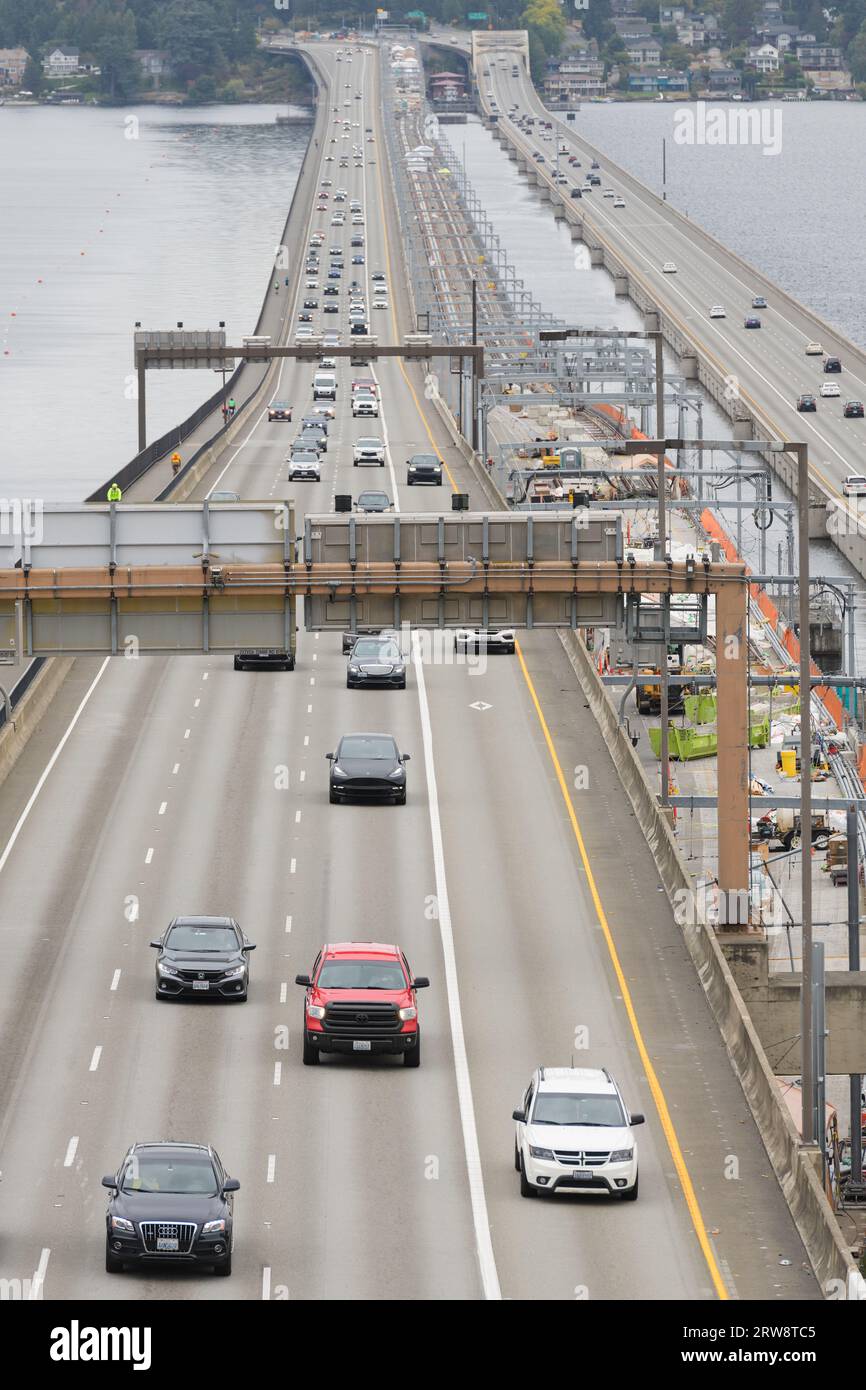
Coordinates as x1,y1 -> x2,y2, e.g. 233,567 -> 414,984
531,1092 -> 626,1127
353,640 -> 399,659
166,924 -> 238,952
339,735 -> 396,760
412,455 -> 438,467
317,960 -> 406,990
121,1154 -> 218,1195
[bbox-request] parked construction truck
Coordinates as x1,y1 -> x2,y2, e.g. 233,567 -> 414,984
608,637 -> 690,716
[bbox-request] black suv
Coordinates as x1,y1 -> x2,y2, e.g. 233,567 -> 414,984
797,394 -> 817,412
406,453 -> 443,485
151,916 -> 255,1001
103,1142 -> 239,1275
824,356 -> 842,373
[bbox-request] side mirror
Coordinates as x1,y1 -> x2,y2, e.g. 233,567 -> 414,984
512,1110 -> 525,1123
223,1177 -> 241,1194
149,941 -> 161,949
402,752 -> 411,762
629,1112 -> 645,1126
295,973 -> 312,986
325,752 -> 334,761
413,976 -> 430,989
101,1175 -> 118,1189
243,943 -> 257,952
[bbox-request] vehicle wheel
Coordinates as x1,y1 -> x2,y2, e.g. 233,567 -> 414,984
284,656 -> 295,671
214,1251 -> 232,1276
514,1142 -> 521,1173
329,788 -> 339,804
406,478 -> 414,486
397,679 -> 406,690
105,1241 -> 123,1273
784,831 -> 801,852
621,1174 -> 639,1202
302,1034 -> 320,1065
814,832 -> 829,851
519,1157 -> 537,1198
233,657 -> 243,671
404,1031 -> 421,1067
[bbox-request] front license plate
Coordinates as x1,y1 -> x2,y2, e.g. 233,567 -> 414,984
192,981 -> 209,991
572,1169 -> 593,1181
353,1040 -> 372,1051
157,1238 -> 179,1252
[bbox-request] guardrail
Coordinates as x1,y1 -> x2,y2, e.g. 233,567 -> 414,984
0,658 -> 46,730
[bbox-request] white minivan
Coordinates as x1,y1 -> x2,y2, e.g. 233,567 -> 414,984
313,372 -> 337,401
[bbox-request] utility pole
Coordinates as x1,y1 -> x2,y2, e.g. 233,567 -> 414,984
796,442 -> 816,1147
471,277 -> 478,452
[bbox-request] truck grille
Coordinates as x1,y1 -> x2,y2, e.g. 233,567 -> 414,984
323,1002 -> 401,1036
552,1150 -> 611,1167
140,1221 -> 197,1253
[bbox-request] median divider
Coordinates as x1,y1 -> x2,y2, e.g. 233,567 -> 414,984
0,658 -> 75,791
557,624 -> 865,1300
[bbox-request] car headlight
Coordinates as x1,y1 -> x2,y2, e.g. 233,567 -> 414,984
307,1004 -> 326,1019
529,1146 -> 555,1161
332,766 -> 348,779
157,961 -> 179,977
609,1148 -> 633,1163
388,766 -> 404,779
348,665 -> 360,674
408,464 -> 417,471
110,1216 -> 135,1233
202,1219 -> 226,1234
398,1005 -> 417,1021
223,965 -> 246,980
393,665 -> 405,676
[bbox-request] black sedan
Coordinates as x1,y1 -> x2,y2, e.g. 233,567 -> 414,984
797,394 -> 817,412
844,400 -> 864,418
406,453 -> 443,485
103,1142 -> 238,1276
347,637 -> 406,690
323,285 -> 339,296
327,733 -> 410,803
744,316 -> 762,329
294,429 -> 327,454
151,916 -> 255,1001
303,298 -> 319,309
267,403 -> 292,422
298,311 -> 313,323
323,303 -> 339,313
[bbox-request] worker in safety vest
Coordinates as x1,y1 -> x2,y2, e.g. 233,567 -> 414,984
107,482 -> 122,502
171,452 -> 182,476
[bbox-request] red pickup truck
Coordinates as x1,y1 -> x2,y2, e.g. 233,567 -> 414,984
295,942 -> 429,1067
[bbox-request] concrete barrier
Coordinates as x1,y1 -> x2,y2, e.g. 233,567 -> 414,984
0,657 -> 75,791
558,626 -> 865,1300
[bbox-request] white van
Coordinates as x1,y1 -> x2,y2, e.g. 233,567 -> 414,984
313,372 -> 337,401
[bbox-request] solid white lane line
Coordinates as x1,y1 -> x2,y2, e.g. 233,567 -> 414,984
262,1266 -> 271,1301
89,1046 -> 102,1072
285,915 -> 292,933
0,657 -> 110,880
63,1136 -> 79,1168
290,858 -> 297,874
273,1062 -> 282,1087
411,635 -> 501,1301
279,983 -> 287,1004
110,969 -> 121,991
29,1248 -> 50,1301
145,848 -> 154,865
266,1154 -> 276,1184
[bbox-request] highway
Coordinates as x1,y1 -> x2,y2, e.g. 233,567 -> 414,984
477,47 -> 866,518
0,39 -> 819,1302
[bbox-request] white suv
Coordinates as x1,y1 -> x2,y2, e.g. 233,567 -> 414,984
513,1066 -> 643,1201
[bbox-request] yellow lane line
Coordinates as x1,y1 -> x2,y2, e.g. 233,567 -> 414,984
515,637 -> 730,1301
